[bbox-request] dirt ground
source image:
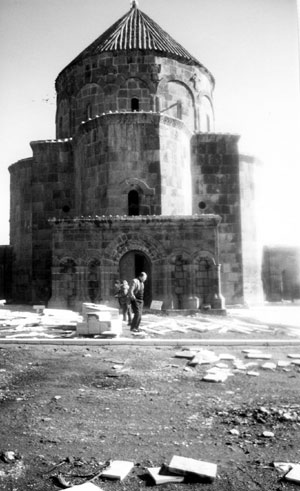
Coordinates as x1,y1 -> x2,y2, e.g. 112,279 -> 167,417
1,339 -> 300,490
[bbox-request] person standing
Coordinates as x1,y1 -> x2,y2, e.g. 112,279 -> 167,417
128,272 -> 147,332
118,280 -> 132,325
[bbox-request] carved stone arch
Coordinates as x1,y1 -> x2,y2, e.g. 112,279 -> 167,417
169,249 -> 193,265
75,82 -> 102,98
120,178 -> 155,216
75,83 -> 105,120
104,232 -> 165,263
169,249 -> 193,309
120,178 -> 155,196
87,253 -> 102,267
117,76 -> 153,112
193,250 -> 216,265
56,97 -> 71,138
199,94 -> 215,132
157,78 -> 196,131
58,256 -> 77,269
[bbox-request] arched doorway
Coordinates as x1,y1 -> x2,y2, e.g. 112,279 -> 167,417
119,250 -> 152,307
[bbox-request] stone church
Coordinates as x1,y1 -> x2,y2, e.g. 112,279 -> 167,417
9,1 -> 262,311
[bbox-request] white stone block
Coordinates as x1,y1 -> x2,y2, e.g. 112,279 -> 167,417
285,464 -> 300,483
167,455 -> 217,482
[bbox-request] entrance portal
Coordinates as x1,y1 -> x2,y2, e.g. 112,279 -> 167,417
119,251 -> 152,307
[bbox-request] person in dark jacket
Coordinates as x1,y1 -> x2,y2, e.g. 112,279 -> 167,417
128,272 -> 147,332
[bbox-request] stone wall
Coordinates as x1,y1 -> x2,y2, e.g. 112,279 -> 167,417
55,52 -> 214,138
0,246 -> 12,300
73,112 -> 192,217
191,133 -> 263,305
262,246 -> 300,301
48,215 -> 223,312
9,158 -> 33,302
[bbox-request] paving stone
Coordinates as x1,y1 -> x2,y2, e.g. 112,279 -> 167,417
166,455 -> 217,482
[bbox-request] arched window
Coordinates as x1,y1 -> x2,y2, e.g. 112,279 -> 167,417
131,98 -> 139,112
177,100 -> 182,120
128,190 -> 140,215
206,114 -> 211,132
86,103 -> 92,119
85,64 -> 91,82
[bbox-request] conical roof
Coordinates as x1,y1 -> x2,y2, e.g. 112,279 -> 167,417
61,2 -> 211,76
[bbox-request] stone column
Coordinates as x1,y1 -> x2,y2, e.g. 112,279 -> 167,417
212,264 -> 226,310
74,266 -> 90,312
161,261 -> 174,310
48,267 -> 68,309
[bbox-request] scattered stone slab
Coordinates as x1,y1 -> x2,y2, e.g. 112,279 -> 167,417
188,350 -> 219,366
262,431 -> 274,438
291,360 -> 300,366
261,362 -> 277,370
147,467 -> 185,485
202,371 -> 229,383
166,455 -> 217,482
245,353 -> 272,360
229,429 -> 240,436
219,354 -> 236,361
215,362 -> 229,369
175,350 -> 197,359
101,460 -> 134,480
287,354 -> 300,359
277,361 -> 291,367
285,464 -> 300,484
246,371 -> 260,377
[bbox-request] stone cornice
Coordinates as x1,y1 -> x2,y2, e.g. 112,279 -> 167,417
75,111 -> 191,139
49,214 -> 222,227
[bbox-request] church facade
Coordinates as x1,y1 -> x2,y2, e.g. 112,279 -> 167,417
9,2 -> 263,310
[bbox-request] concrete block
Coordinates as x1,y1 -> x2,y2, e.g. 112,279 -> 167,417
166,455 -> 217,482
101,460 -> 134,480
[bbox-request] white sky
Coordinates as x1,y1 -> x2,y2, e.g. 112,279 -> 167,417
0,0 -> 299,246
